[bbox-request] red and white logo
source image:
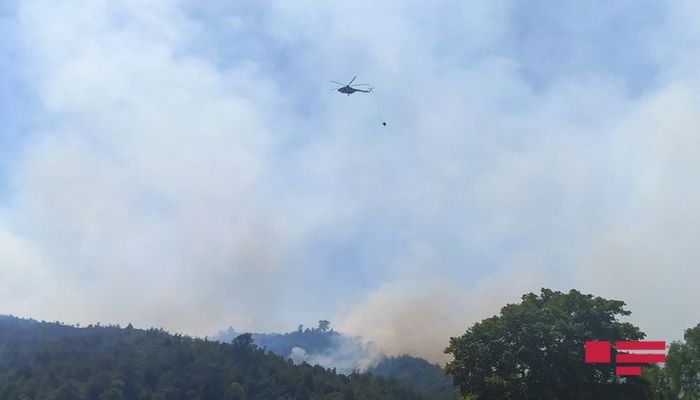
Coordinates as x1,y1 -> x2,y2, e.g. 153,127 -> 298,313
585,340 -> 666,376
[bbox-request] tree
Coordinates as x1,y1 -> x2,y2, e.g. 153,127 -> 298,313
224,382 -> 246,400
200,368 -> 226,400
445,289 -> 648,399
232,333 -> 256,350
664,323 -> 700,399
342,387 -> 356,400
99,380 -> 125,400
231,333 -> 258,364
641,365 -> 672,400
53,382 -> 79,400
318,320 -> 330,333
99,388 -> 124,400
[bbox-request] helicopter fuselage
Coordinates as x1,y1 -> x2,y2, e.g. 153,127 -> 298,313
338,86 -> 357,94
337,86 -> 370,95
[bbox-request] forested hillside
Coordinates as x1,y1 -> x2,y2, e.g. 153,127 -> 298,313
215,321 -> 347,361
214,321 -> 379,374
0,315 -> 425,400
369,356 -> 459,400
215,322 -> 460,399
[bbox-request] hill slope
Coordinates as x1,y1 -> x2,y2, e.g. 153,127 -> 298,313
0,315 -> 425,400
369,356 -> 459,400
215,323 -> 459,399
215,324 -> 379,374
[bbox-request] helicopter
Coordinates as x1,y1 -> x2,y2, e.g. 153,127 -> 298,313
330,76 -> 373,95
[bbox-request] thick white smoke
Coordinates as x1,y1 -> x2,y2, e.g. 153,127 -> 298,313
1,0 -> 700,364
288,335 -> 383,374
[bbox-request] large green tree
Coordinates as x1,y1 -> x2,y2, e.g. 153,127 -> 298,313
445,288 -> 648,399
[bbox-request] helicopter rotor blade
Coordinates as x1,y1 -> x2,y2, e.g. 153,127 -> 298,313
350,84 -> 370,87
330,80 -> 345,85
347,76 -> 357,86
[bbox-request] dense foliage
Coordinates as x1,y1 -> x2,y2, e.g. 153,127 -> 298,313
0,316 -> 425,400
666,323 -> 700,399
369,355 -> 459,400
444,288 -> 650,399
643,323 -> 700,399
216,322 -> 458,399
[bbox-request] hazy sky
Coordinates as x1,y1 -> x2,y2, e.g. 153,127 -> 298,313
2,0 -> 700,362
